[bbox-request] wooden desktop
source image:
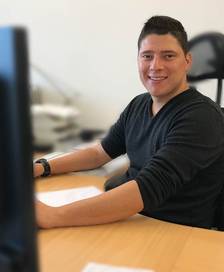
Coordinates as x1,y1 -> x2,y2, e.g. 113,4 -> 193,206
36,175 -> 224,272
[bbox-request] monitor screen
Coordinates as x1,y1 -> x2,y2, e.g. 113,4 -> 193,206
0,27 -> 38,272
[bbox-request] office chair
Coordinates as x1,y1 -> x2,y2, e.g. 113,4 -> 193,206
212,107 -> 224,231
214,184 -> 224,231
187,32 -> 224,105
214,108 -> 224,231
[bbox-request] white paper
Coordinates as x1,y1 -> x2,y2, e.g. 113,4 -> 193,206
82,262 -> 154,272
36,186 -> 103,207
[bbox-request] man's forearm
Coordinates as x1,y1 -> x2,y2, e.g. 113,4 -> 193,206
36,180 -> 144,228
34,143 -> 111,177
49,146 -> 109,174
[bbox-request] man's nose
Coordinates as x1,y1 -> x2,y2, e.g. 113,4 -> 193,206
150,56 -> 163,70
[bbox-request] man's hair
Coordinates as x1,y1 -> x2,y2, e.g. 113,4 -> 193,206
138,15 -> 189,54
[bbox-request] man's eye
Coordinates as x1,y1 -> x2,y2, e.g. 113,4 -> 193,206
164,54 -> 175,59
142,55 -> 153,60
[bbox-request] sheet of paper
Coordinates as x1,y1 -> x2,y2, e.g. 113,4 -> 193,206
82,262 -> 154,272
36,186 -> 103,207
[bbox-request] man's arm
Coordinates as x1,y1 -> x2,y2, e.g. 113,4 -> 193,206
34,143 -> 112,177
36,180 -> 144,228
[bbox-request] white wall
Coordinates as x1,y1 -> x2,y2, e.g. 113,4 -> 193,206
1,0 -> 224,129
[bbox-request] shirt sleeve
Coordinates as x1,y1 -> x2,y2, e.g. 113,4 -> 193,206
135,104 -> 224,213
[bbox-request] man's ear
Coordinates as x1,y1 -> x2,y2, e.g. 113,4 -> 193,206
185,52 -> 192,72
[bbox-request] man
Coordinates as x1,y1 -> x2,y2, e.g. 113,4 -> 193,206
35,15 -> 224,229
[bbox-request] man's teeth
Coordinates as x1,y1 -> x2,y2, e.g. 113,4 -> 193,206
149,76 -> 167,80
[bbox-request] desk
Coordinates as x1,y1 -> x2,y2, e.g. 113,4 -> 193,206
36,175 -> 224,272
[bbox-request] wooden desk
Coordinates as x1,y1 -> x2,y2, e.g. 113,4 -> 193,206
36,175 -> 224,272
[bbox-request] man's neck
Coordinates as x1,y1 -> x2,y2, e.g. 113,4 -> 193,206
151,86 -> 189,116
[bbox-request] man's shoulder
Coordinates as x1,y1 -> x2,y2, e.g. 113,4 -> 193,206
133,92 -> 150,100
174,88 -> 221,114
171,88 -> 224,132
120,92 -> 151,121
188,88 -> 223,114
128,92 -> 150,106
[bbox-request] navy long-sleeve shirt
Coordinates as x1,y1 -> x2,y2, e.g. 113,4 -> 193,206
101,88 -> 224,228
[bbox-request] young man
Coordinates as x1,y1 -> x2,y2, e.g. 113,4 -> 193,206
35,16 -> 224,229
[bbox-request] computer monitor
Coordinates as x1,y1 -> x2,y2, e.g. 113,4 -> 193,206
0,27 -> 38,271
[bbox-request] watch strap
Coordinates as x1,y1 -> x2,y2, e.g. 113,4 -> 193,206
35,158 -> 51,177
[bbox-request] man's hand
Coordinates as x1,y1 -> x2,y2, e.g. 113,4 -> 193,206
35,200 -> 58,228
33,163 -> 44,178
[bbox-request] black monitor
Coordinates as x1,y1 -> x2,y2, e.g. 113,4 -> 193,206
0,27 -> 38,271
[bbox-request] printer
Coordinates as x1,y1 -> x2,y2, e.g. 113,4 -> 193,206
31,104 -> 80,151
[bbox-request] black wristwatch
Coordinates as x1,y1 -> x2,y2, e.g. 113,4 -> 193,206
35,158 -> 51,177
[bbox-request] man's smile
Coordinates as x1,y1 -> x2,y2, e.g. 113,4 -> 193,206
148,75 -> 168,82
148,76 -> 168,84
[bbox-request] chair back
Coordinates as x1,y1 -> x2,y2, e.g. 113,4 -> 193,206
188,32 -> 224,105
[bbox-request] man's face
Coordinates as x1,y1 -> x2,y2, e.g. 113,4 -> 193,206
138,34 -> 192,101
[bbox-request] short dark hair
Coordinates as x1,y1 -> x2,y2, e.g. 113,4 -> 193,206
138,15 -> 188,54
